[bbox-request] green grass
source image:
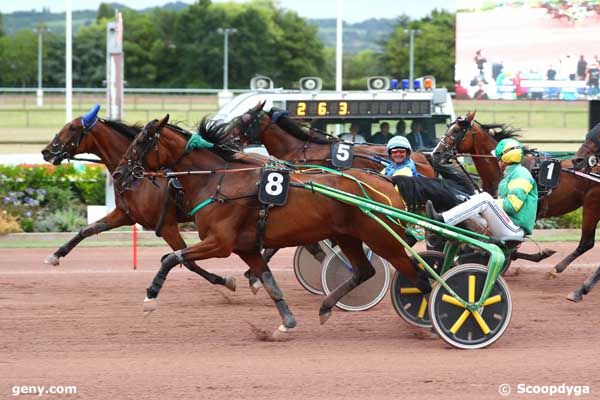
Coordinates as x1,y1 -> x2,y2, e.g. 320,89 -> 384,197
0,95 -> 591,153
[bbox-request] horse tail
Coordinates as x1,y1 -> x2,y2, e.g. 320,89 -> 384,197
391,176 -> 468,212
433,162 -> 476,195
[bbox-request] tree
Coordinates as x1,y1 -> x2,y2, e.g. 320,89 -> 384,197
73,22 -> 106,87
122,10 -> 161,86
97,3 -> 115,22
0,12 -> 4,37
380,10 -> 455,89
0,30 -> 37,86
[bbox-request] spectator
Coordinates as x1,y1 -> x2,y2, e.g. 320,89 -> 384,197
406,120 -> 432,150
577,55 -> 588,80
339,122 -> 366,143
395,120 -> 406,136
454,80 -> 470,99
474,49 -> 488,83
512,71 -> 527,99
547,65 -> 557,80
492,62 -> 504,81
473,82 -> 489,100
587,63 -> 600,97
371,122 -> 393,144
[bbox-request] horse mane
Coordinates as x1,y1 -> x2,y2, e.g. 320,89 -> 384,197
477,122 -> 521,142
101,118 -> 142,140
273,113 -> 337,145
391,176 -> 469,212
191,117 -> 244,161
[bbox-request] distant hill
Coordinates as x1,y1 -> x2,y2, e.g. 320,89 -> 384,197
2,2 -> 190,35
3,5 -> 396,53
308,18 -> 396,53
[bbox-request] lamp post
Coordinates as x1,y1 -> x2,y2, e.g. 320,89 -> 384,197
404,29 -> 421,91
217,27 -> 237,107
33,25 -> 50,107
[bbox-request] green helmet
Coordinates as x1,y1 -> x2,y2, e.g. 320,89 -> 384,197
493,138 -> 523,164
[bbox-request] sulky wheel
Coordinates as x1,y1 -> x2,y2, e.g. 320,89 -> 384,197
429,264 -> 512,349
292,241 -> 333,295
321,245 -> 391,311
456,248 -> 513,276
390,250 -> 450,328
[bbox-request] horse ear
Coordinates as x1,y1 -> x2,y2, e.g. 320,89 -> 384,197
158,114 -> 169,127
82,104 -> 101,128
253,101 -> 266,112
466,111 -> 476,121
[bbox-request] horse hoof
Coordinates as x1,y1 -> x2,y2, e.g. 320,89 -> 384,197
271,325 -> 294,341
542,249 -> 557,257
143,297 -> 158,316
224,276 -> 236,292
319,309 -> 332,325
250,279 -> 262,295
44,254 -> 60,266
566,292 -> 582,303
283,315 -> 297,329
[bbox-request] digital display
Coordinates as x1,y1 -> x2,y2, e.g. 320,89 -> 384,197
285,100 -> 432,118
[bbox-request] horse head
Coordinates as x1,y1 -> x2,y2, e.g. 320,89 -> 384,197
432,111 -> 478,162
113,114 -> 170,191
41,104 -> 101,165
572,123 -> 600,171
225,101 -> 267,147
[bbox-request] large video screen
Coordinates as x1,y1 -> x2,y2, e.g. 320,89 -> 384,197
455,0 -> 600,100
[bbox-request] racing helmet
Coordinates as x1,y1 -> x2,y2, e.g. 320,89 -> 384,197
493,138 -> 523,164
386,135 -> 412,154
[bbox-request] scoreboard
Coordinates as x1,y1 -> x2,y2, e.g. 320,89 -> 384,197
285,99 -> 432,119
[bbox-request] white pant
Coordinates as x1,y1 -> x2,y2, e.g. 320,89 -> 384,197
441,192 -> 524,240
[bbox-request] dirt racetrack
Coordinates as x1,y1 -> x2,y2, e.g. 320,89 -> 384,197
1,242 -> 600,399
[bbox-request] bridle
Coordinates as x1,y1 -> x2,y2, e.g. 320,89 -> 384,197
573,128 -> 600,170
47,118 -> 101,163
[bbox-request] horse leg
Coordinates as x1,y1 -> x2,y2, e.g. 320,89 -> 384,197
143,236 -> 233,314
549,198 -> 599,277
238,251 -> 297,335
303,242 -> 327,262
45,208 -> 132,266
240,247 -> 283,295
318,236 -> 376,325
159,224 -> 235,291
566,266 -> 600,302
512,248 -> 556,263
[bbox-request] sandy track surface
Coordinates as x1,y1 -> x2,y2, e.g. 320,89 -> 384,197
1,242 -> 599,399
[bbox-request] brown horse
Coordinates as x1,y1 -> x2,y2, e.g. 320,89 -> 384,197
113,115 -> 431,336
227,102 -> 437,177
565,123 -> 600,301
432,111 -> 598,276
40,106 -> 235,291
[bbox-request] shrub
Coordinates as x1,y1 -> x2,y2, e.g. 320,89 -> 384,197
0,164 -> 105,231
0,208 -> 22,234
34,208 -> 87,232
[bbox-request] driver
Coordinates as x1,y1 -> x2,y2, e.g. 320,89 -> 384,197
426,138 -> 537,239
382,136 -> 417,177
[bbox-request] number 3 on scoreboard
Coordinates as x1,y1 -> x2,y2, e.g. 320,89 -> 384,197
338,101 -> 348,116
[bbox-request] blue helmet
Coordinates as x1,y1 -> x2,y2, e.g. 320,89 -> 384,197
386,136 -> 412,154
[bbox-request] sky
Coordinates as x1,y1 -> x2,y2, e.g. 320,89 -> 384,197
1,0 -> 456,23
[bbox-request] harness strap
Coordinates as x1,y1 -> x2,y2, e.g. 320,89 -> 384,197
155,180 -> 173,237
256,204 -> 272,251
188,198 -> 215,217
